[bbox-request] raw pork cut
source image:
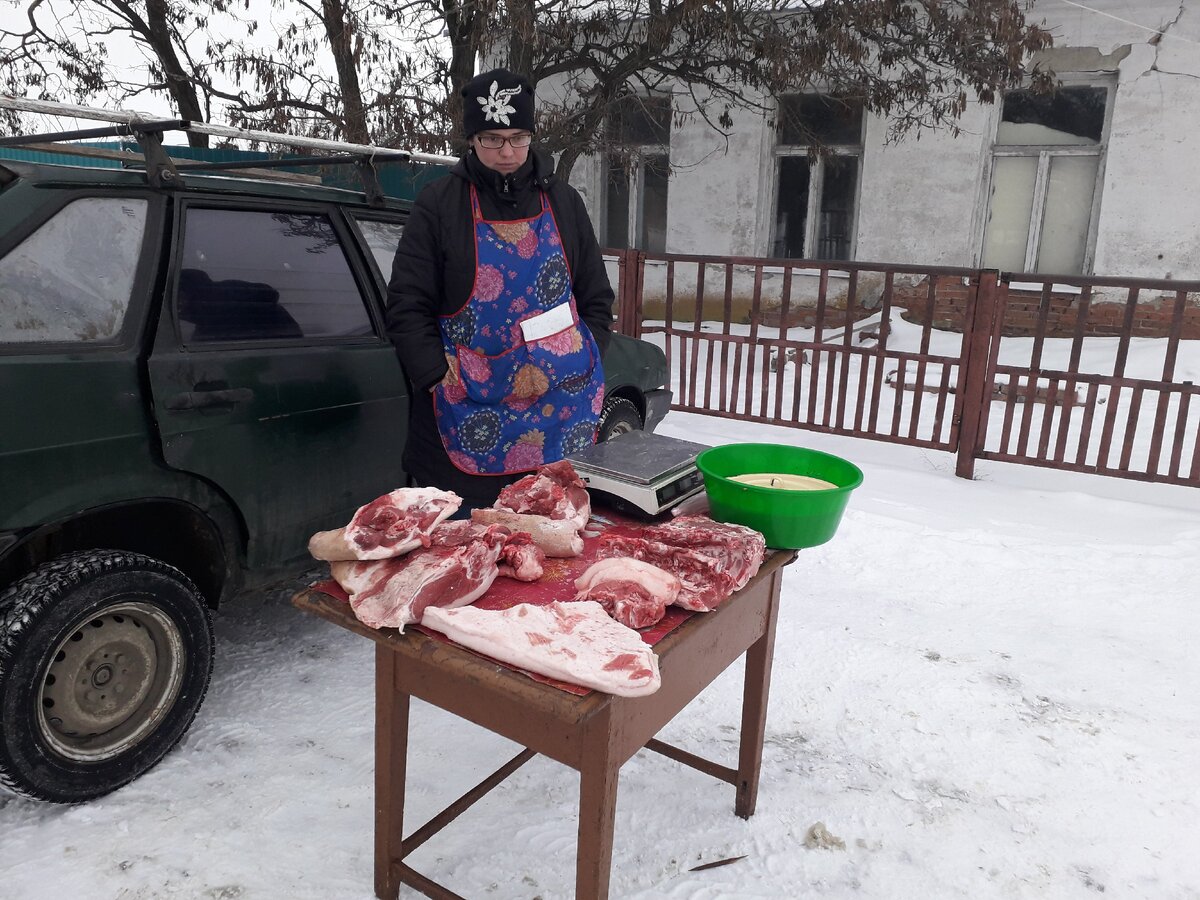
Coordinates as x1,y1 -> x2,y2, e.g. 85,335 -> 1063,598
574,558 -> 681,629
421,601 -> 660,697
597,534 -> 735,612
497,532 -> 545,582
494,460 -> 591,530
331,529 -> 505,630
428,520 -> 545,582
471,509 -> 584,558
427,520 -> 509,547
309,487 -> 461,561
642,516 -> 766,591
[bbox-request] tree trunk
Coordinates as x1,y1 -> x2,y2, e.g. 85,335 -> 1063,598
322,0 -> 371,144
442,0 -> 481,146
144,0 -> 208,147
555,143 -> 582,183
506,0 -> 536,78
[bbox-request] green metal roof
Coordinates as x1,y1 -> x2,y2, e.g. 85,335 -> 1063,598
0,140 -> 451,201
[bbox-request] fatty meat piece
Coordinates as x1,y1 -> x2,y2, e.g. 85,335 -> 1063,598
574,558 -> 681,629
471,508 -> 584,557
497,532 -> 546,582
308,487 -> 461,561
494,460 -> 591,530
421,601 -> 660,697
427,521 -> 543,581
427,520 -> 510,547
331,530 -> 505,630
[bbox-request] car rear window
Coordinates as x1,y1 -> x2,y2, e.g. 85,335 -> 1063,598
177,207 -> 373,342
0,197 -> 147,344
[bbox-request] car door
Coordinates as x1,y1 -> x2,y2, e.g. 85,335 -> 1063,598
147,198 -> 410,569
0,187 -> 170,531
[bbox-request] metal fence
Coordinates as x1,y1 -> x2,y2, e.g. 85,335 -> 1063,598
609,249 -> 1200,488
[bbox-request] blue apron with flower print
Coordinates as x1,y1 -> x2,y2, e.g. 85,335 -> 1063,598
432,186 -> 606,475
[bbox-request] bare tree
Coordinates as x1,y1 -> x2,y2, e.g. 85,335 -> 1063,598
470,0 -> 1055,179
1,0 -> 239,146
2,0 -> 1052,169
0,0 -> 453,150
208,0 -> 448,147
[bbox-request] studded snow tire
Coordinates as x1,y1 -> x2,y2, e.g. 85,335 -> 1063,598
0,550 -> 214,803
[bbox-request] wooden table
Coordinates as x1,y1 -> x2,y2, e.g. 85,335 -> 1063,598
292,549 -> 795,899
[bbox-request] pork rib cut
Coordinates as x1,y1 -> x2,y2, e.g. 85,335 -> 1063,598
309,487 -> 461,561
574,558 -> 681,629
421,601 -> 660,697
641,516 -> 766,591
331,530 -> 505,630
597,534 -> 735,612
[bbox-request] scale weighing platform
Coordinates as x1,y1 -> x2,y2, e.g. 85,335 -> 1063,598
566,430 -> 711,518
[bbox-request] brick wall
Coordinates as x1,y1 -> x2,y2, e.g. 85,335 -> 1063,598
893,276 -> 1200,339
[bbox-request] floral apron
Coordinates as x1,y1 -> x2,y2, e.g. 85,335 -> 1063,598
433,186 -> 605,475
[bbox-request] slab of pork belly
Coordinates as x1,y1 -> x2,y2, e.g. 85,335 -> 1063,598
574,557 -> 681,629
331,536 -> 503,631
421,601 -> 660,698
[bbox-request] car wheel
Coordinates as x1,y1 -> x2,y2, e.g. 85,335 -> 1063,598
597,396 -> 643,443
0,550 -> 214,803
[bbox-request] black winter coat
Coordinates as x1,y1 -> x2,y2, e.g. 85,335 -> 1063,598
385,148 -> 615,507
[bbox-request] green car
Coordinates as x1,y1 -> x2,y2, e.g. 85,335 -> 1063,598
0,157 -> 670,803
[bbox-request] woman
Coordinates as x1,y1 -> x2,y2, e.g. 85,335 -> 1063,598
386,68 -> 615,511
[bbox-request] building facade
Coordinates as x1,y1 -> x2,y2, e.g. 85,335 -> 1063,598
567,0 -> 1200,280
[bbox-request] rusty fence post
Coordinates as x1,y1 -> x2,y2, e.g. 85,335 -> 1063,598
611,249 -> 646,339
955,269 -> 1002,480
613,249 -> 630,336
631,251 -> 646,340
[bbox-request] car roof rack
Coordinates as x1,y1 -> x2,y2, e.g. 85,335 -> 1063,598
0,94 -> 458,206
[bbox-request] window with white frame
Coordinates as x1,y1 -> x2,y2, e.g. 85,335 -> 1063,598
772,94 -> 863,261
604,94 -> 670,253
982,84 -> 1111,275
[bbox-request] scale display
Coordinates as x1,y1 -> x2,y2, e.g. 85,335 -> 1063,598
567,431 -> 711,517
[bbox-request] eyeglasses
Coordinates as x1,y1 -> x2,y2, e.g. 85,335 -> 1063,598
476,133 -> 533,149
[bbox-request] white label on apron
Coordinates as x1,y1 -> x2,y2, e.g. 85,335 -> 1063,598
519,302 -> 574,342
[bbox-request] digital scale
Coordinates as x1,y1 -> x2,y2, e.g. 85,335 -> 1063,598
566,430 -> 710,518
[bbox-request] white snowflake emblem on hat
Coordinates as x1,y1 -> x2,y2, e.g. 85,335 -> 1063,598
479,80 -> 521,125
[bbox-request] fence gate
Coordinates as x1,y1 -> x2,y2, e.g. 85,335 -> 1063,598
963,274 -> 1200,487
611,250 -> 1200,489
617,252 -> 985,453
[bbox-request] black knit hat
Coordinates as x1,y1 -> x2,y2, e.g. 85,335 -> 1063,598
462,68 -> 536,138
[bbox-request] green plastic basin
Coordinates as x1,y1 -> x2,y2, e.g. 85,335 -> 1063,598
695,443 -> 864,549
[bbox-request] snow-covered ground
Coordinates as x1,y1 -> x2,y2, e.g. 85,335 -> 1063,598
2,411 -> 1198,900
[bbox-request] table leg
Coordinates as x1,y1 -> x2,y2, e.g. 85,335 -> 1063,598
735,566 -> 784,819
375,645 -> 410,900
577,739 -> 619,900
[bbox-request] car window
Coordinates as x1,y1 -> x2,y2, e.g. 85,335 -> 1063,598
353,218 -> 405,282
0,197 -> 147,344
177,207 -> 373,343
